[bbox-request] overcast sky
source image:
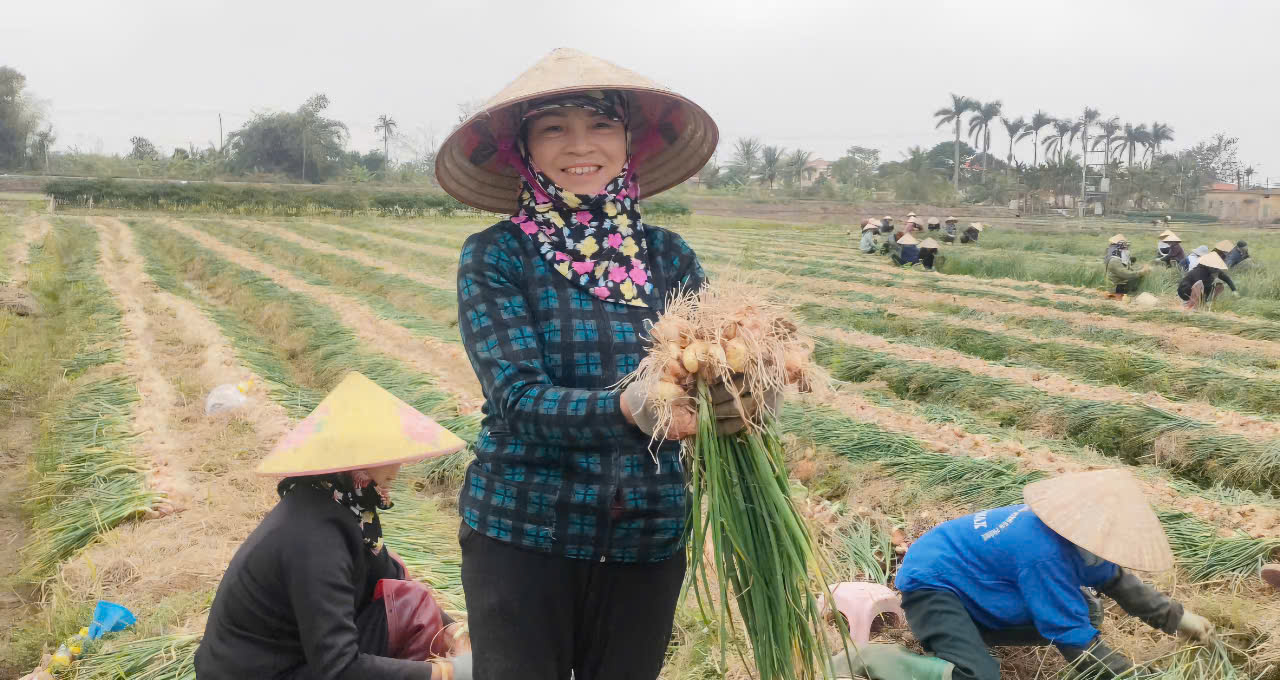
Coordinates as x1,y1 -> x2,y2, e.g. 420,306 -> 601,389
5,0 -> 1277,180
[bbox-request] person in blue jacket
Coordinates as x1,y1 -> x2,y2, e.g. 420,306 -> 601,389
830,469 -> 1213,680
891,233 -> 921,266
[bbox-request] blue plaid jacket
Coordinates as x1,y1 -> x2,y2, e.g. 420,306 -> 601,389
456,220 -> 705,563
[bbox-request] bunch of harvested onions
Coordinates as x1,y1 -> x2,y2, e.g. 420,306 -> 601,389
628,285 -> 838,680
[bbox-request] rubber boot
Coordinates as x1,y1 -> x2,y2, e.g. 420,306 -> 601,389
829,643 -> 955,680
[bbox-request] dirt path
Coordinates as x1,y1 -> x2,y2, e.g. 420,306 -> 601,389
6,215 -> 50,286
164,219 -> 484,410
715,259 -> 1280,362
60,217 -> 292,613
227,219 -> 456,290
803,318 -> 1280,441
802,386 -> 1280,539
301,220 -> 460,262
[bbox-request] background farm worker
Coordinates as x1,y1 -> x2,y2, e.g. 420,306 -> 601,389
1157,232 -> 1185,269
1184,244 -> 1209,271
892,233 -> 921,266
1104,235 -> 1147,296
960,222 -> 982,243
942,216 -> 959,242
435,48 -> 725,679
919,237 -> 943,271
1226,240 -> 1251,268
833,469 -> 1213,680
926,216 -> 941,232
905,216 -> 924,234
1155,229 -> 1173,259
195,373 -> 473,680
906,210 -> 918,222
1178,251 -> 1236,308
1211,239 -> 1235,262
859,220 -> 881,253
882,215 -> 895,233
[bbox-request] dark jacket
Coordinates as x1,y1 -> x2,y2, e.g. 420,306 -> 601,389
896,244 -> 920,264
1160,242 -> 1185,267
1227,246 -> 1249,267
1177,265 -> 1235,300
195,483 -> 428,680
920,249 -> 937,269
456,221 -> 705,564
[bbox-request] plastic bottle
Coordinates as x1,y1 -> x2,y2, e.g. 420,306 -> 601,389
205,379 -> 253,415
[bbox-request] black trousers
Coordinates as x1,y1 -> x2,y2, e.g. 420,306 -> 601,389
355,600 -> 390,656
901,589 -> 1105,680
459,523 -> 686,680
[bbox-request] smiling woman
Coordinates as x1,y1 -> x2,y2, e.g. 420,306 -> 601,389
433,48 -> 718,680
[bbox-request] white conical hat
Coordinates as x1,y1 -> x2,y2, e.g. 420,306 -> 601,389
1024,469 -> 1174,572
920,238 -> 940,249
435,48 -> 718,214
1214,240 -> 1234,252
1162,233 -> 1182,242
897,234 -> 919,245
1108,233 -> 1128,244
1198,251 -> 1227,270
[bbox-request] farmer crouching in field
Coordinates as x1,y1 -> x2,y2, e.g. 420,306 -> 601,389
830,470 -> 1214,680
433,49 -> 757,680
1104,235 -> 1147,296
960,222 -> 982,244
926,216 -> 941,233
859,220 -> 881,253
920,238 -> 943,271
195,373 -> 473,680
1226,240 -> 1251,269
1178,251 -> 1237,309
892,233 -> 921,266
1157,232 -> 1186,269
941,216 -> 959,243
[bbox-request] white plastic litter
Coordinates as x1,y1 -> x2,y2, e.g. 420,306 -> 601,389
205,380 -> 253,415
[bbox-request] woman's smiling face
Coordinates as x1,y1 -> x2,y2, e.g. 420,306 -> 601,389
526,107 -> 628,195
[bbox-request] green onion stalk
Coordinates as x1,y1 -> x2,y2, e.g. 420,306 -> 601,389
685,379 -> 843,680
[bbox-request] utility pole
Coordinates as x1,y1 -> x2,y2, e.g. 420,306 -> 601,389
302,127 -> 307,183
219,114 -> 224,153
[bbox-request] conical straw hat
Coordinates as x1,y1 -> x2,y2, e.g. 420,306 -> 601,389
1108,233 -> 1127,244
1198,251 -> 1227,270
897,234 -> 919,245
927,217 -> 940,225
946,216 -> 957,221
883,215 -> 893,220
907,211 -> 917,217
256,373 -> 467,477
920,238 -> 940,249
862,222 -> 878,231
1162,233 -> 1182,242
1214,240 -> 1234,252
1158,229 -> 1173,239
970,223 -> 984,232
435,48 -> 718,214
905,216 -> 919,225
1023,469 -> 1173,572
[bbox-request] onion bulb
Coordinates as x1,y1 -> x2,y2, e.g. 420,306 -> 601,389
724,337 -> 749,372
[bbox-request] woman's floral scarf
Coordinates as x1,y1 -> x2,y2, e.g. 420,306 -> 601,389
509,91 -> 657,308
278,470 -> 391,556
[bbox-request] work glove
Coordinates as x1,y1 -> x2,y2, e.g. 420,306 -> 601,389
1176,611 -> 1215,643
829,644 -> 954,680
709,374 -> 783,435
621,381 -> 696,440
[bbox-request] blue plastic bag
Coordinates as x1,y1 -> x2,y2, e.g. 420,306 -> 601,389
87,600 -> 136,640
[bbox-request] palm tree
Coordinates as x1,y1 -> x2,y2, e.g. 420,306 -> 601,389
1244,166 -> 1255,189
1148,122 -> 1174,162
729,137 -> 762,185
967,100 -> 1003,173
1092,117 -> 1121,178
1000,116 -> 1028,174
1114,123 -> 1147,169
374,114 -> 398,167
760,145 -> 786,189
787,149 -> 813,188
1026,111 -> 1053,167
933,94 -> 979,189
1043,119 -> 1072,165
32,126 -> 56,172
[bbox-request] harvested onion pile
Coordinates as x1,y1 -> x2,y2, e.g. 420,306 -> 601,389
629,285 -> 836,680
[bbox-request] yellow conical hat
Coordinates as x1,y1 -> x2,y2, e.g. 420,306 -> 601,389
970,223 -> 985,232
1162,233 -> 1182,242
920,238 -> 940,249
1108,233 -> 1127,244
256,373 -> 467,476
1158,229 -> 1174,239
897,234 -> 919,245
1198,251 -> 1227,270
1024,469 -> 1174,572
1214,240 -> 1235,252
